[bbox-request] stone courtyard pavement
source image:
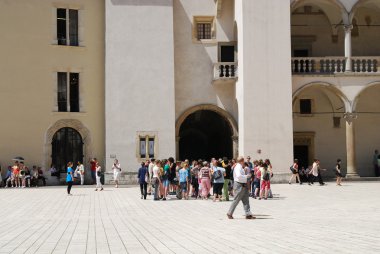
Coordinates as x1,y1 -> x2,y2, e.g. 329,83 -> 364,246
0,182 -> 379,254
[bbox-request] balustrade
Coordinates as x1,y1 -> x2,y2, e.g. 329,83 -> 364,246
292,57 -> 379,74
214,62 -> 238,80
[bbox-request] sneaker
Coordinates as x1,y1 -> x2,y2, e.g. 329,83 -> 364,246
163,198 -> 166,201
227,214 -> 234,219
95,189 -> 98,191
100,188 -> 104,191
246,215 -> 256,220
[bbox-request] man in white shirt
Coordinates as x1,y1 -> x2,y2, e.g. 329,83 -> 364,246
227,156 -> 255,219
147,159 -> 155,195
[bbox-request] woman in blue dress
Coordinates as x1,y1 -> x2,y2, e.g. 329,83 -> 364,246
66,162 -> 74,196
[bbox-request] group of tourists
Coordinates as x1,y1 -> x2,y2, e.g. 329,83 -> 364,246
0,161 -> 46,188
65,158 -> 107,195
289,158 -> 343,186
136,156 -> 275,202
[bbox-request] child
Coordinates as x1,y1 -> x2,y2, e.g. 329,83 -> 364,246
178,163 -> 189,200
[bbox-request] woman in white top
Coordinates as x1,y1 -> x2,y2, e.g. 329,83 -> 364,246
75,161 -> 85,185
152,160 -> 161,201
112,159 -> 121,188
95,162 -> 103,191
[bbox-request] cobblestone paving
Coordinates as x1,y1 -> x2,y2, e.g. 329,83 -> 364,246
0,182 -> 379,254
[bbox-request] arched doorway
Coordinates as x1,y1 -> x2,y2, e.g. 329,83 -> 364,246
52,127 -> 83,173
178,110 -> 234,161
353,82 -> 380,176
293,83 -> 349,176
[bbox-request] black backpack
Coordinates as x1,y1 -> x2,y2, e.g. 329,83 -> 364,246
213,169 -> 223,180
263,171 -> 270,181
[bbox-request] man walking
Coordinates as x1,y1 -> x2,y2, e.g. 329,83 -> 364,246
227,156 -> 255,219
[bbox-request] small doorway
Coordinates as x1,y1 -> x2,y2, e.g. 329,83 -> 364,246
293,132 -> 315,169
52,127 -> 83,173
294,145 -> 309,169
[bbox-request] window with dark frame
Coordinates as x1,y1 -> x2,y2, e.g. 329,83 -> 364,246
56,8 -> 79,46
69,73 -> 79,112
57,72 -> 80,112
57,72 -> 67,112
57,9 -> 67,45
69,9 -> 79,46
139,136 -> 156,159
300,99 -> 312,114
197,23 -> 212,40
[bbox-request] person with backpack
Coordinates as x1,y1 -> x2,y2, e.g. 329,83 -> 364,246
211,160 -> 225,202
162,159 -> 170,200
259,163 -> 271,200
223,160 -> 232,201
138,162 -> 148,199
252,161 -> 261,199
190,161 -> 200,198
289,159 -> 301,185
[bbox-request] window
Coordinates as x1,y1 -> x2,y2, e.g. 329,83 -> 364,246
193,16 -> 215,42
300,99 -> 312,114
197,23 -> 212,40
57,72 -> 80,112
333,117 -> 341,128
57,72 -> 67,112
138,135 -> 156,159
219,43 -> 236,62
57,8 -> 78,46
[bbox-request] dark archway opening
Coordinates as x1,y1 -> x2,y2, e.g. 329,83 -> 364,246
179,110 -> 233,161
52,127 -> 83,173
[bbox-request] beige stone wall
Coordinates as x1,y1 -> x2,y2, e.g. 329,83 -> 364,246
174,0 -> 238,122
0,0 -> 105,183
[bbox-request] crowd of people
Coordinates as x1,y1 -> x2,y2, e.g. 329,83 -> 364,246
289,158 -> 343,186
135,156 -> 276,202
0,161 -> 47,188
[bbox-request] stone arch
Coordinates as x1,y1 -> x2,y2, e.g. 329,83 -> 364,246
44,119 -> 92,172
352,81 -> 380,112
291,0 -> 350,35
175,104 -> 238,159
293,82 -> 351,112
349,0 -> 380,23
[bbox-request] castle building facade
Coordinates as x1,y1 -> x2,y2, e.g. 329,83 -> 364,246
1,0 -> 380,183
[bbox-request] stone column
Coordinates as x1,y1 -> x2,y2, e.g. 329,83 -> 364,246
344,25 -> 353,72
344,113 -> 358,177
232,136 -> 238,159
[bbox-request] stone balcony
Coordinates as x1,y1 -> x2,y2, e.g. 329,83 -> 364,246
292,56 -> 380,75
213,62 -> 238,81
